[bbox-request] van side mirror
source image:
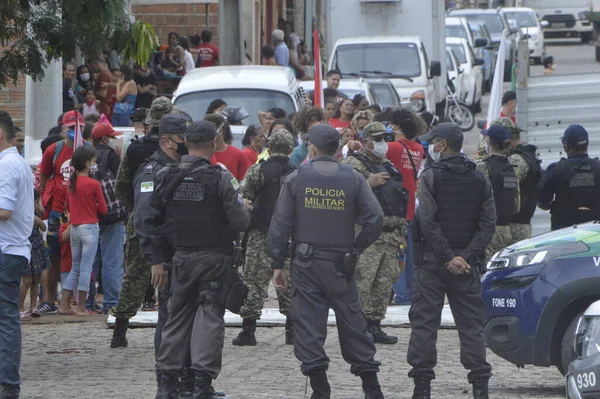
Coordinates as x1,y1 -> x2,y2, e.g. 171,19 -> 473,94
430,61 -> 442,77
475,38 -> 488,48
541,20 -> 550,29
473,58 -> 485,67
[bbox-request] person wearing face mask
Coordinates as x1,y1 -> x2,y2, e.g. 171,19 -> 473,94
409,122 -> 496,399
341,122 -> 408,345
74,65 -> 94,104
148,120 -> 250,398
476,125 -> 520,261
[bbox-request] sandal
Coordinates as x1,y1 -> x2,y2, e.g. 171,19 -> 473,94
20,311 -> 32,321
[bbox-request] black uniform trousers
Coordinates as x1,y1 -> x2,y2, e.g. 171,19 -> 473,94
156,250 -> 228,379
407,261 -> 492,383
290,257 -> 381,376
155,279 -> 170,359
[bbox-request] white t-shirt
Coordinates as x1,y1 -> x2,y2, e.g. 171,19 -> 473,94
184,50 -> 195,74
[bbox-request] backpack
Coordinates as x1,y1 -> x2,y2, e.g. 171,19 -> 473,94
93,149 -> 127,225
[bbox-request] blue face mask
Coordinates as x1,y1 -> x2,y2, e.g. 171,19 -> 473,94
67,130 -> 75,141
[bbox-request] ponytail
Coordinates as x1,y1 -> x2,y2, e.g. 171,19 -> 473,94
69,146 -> 97,193
69,170 -> 78,193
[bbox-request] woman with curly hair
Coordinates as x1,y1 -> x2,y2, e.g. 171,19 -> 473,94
351,109 -> 374,136
289,106 -> 325,164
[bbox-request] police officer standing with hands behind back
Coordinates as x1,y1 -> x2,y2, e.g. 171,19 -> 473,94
147,120 -> 251,398
267,124 -> 386,399
538,124 -> 600,230
408,123 -> 496,399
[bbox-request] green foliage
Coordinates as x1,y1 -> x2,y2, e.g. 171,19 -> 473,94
122,21 -> 159,67
0,0 -> 129,87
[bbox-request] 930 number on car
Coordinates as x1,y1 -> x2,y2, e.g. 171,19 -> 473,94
577,372 -> 597,390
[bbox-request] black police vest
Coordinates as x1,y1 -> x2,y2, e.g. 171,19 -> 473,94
431,159 -> 486,252
551,156 -> 600,226
163,164 -> 232,254
293,161 -> 357,248
351,153 -> 408,218
250,157 -> 297,233
509,145 -> 542,224
127,134 -> 160,177
485,155 -> 519,226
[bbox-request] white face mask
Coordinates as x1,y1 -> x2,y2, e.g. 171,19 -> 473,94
370,140 -> 388,158
428,141 -> 442,162
80,73 -> 90,82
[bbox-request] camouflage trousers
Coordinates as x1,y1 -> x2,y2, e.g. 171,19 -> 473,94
356,232 -> 401,321
109,215 -> 152,320
485,225 -> 516,262
238,230 -> 292,320
509,223 -> 532,244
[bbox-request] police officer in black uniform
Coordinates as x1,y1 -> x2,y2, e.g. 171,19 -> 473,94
538,124 -> 600,230
147,120 -> 250,398
267,125 -> 386,399
408,123 -> 496,399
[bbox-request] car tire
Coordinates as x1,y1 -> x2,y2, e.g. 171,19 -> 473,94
559,313 -> 583,376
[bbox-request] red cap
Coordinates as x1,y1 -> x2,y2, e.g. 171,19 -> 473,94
92,122 -> 122,139
62,111 -> 85,127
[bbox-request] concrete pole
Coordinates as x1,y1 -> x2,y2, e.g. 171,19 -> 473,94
516,39 -> 529,140
218,0 -> 244,65
304,0 -> 313,48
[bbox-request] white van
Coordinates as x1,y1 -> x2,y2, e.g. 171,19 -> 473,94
501,7 -> 547,65
524,0 -> 593,43
445,37 -> 484,114
172,66 -> 306,146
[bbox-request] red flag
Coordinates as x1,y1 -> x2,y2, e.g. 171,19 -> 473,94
73,110 -> 84,150
313,29 -> 323,108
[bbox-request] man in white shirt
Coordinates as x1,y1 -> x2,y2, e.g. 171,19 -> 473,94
0,110 -> 34,398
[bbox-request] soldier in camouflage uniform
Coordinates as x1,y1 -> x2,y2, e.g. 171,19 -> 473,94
475,123 -> 521,261
110,97 -> 178,349
341,122 -> 407,345
232,130 -> 296,346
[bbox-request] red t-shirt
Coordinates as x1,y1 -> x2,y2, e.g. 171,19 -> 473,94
386,139 -> 424,221
329,118 -> 352,130
197,43 -> 219,67
67,175 -> 108,225
40,141 -> 74,213
59,222 -> 72,272
214,145 -> 250,181
241,147 -> 259,166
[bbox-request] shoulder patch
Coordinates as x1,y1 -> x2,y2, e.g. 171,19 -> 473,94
231,177 -> 240,190
140,181 -> 154,193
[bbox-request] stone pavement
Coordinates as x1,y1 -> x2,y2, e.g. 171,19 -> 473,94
21,319 -> 565,399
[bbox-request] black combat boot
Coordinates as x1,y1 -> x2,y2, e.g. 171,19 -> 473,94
156,374 -> 179,399
472,377 -> 489,399
232,318 -> 257,346
192,372 -> 225,399
110,318 -> 129,348
178,370 -> 194,398
308,370 -> 331,399
367,319 -> 398,345
412,377 -> 431,399
285,316 -> 294,345
361,371 -> 384,399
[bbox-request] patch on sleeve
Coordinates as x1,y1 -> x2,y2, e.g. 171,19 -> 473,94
231,177 -> 240,190
140,181 -> 154,193
238,194 -> 244,205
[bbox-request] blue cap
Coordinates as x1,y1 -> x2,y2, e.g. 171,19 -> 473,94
482,125 -> 510,145
561,124 -> 589,147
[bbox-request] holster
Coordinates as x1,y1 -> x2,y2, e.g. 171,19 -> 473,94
232,246 -> 245,268
340,251 -> 358,278
218,266 -> 248,314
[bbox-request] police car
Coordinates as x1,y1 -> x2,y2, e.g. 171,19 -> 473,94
482,222 -> 600,375
567,300 -> 600,399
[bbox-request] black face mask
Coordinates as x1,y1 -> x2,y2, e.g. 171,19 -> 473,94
176,142 -> 188,156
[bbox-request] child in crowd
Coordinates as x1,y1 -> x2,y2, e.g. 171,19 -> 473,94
19,190 -> 51,321
76,89 -> 101,117
57,147 -> 107,316
59,211 -> 72,295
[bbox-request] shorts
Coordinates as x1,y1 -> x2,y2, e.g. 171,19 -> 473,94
46,210 -> 62,257
61,272 -> 70,292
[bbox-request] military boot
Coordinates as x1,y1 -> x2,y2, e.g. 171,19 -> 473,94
110,318 -> 129,348
178,370 -> 194,399
308,370 -> 331,399
156,374 -> 179,399
367,319 -> 398,345
232,318 -> 257,346
472,377 -> 489,399
285,316 -> 294,345
412,377 -> 431,399
361,371 -> 384,399
192,372 -> 226,399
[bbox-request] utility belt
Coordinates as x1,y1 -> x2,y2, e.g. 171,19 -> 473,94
196,266 -> 248,314
294,242 -> 358,279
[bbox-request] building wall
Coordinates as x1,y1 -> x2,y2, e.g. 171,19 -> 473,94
0,81 -> 26,128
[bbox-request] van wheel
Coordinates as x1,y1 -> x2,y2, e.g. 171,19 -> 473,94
558,313 -> 583,376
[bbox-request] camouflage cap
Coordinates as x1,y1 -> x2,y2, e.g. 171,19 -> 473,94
145,97 -> 177,126
268,129 -> 295,150
488,117 -> 525,136
361,122 -> 387,139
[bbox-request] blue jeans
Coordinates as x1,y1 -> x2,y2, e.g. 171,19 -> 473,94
97,223 -> 124,310
0,252 -> 25,394
393,221 -> 414,304
64,224 -> 99,293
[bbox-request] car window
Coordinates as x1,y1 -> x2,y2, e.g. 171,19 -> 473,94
467,44 -> 477,64
174,89 -> 296,126
446,25 -> 469,40
447,43 -> 467,64
446,51 -> 455,71
370,83 -> 397,108
334,42 -> 422,78
463,14 -> 505,34
503,11 -> 537,28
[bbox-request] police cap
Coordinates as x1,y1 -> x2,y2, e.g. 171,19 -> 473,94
185,120 -> 218,144
420,122 -> 463,145
561,124 -> 589,147
308,124 -> 340,152
159,113 -> 192,135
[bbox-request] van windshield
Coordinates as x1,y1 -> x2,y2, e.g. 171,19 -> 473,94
334,42 -> 422,78
446,26 -> 469,40
463,14 -> 504,34
503,11 -> 537,28
173,89 -> 296,126
447,44 -> 467,64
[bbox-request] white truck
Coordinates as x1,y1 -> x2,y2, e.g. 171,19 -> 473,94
523,0 -> 593,43
326,0 -> 446,116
